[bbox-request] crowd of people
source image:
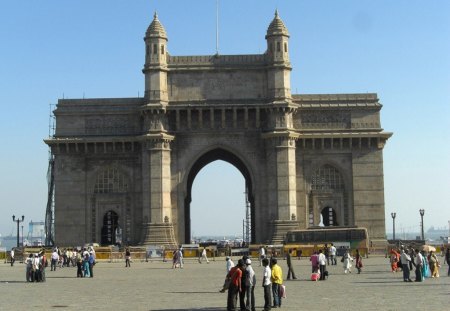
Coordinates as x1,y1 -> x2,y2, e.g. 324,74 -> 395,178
389,245 -> 446,282
224,254 -> 283,311
22,246 -> 96,281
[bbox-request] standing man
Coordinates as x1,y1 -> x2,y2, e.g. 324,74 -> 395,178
324,244 -> 330,266
245,259 -> 256,311
262,258 -> 272,311
227,259 -> 243,311
400,248 -> 412,282
51,248 -> 59,271
10,248 -> 15,266
270,258 -> 283,308
318,249 -> 327,280
286,249 -> 297,280
259,246 -> 266,266
329,243 -> 337,265
414,249 -> 424,282
125,248 -> 131,267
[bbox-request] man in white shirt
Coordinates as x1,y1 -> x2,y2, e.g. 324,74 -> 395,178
329,243 -> 337,265
262,258 -> 272,311
318,249 -> 327,280
414,249 -> 424,282
400,249 -> 412,282
51,249 -> 59,271
245,259 -> 256,311
259,246 -> 266,266
10,249 -> 15,266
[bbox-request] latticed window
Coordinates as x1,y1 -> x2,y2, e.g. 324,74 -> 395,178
94,168 -> 128,193
311,165 -> 344,191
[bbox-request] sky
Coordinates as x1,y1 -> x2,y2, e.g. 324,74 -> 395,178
0,1 -> 449,239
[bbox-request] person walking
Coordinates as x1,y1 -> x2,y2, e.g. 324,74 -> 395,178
125,248 -> 131,267
261,258 -> 272,311
342,249 -> 353,274
199,248 -> 209,264
245,259 -> 256,311
286,249 -> 297,280
270,258 -> 283,308
220,256 -> 235,292
355,250 -> 363,274
88,251 -> 95,278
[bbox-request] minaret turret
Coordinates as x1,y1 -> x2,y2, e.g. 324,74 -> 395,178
265,10 -> 291,100
143,12 -> 168,102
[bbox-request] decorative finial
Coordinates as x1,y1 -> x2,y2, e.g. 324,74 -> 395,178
154,11 -> 158,20
275,9 -> 279,18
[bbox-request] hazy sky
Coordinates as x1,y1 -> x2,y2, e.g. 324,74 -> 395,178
0,1 -> 449,238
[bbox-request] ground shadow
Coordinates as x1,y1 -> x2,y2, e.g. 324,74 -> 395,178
151,308 -> 224,311
0,280 -> 28,284
167,291 -> 221,294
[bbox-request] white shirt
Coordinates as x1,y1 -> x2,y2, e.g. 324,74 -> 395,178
260,247 -> 266,257
263,266 -> 272,286
246,265 -> 256,286
400,251 -> 411,264
330,246 -> 336,256
415,252 -> 423,266
226,259 -> 235,273
51,251 -> 59,261
318,253 -> 327,265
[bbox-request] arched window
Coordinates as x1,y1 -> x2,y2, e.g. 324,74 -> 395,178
284,42 -> 287,53
161,44 -> 165,55
311,165 -> 344,191
94,168 -> 128,193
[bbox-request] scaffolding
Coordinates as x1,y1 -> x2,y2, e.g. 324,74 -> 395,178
45,104 -> 55,247
243,187 -> 251,244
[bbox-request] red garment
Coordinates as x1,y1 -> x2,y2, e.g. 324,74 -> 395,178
228,266 -> 242,287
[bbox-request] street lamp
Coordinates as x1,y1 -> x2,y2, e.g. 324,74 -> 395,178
419,209 -> 425,241
391,212 -> 397,241
12,215 -> 25,248
21,225 -> 24,247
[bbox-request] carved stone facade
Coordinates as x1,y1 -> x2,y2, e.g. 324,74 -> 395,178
45,12 -> 391,247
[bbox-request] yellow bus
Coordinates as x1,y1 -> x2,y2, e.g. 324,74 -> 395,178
285,227 -> 369,257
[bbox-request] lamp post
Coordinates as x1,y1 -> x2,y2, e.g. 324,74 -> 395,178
21,225 -> 24,247
419,209 -> 425,241
12,215 -> 25,248
391,212 -> 396,241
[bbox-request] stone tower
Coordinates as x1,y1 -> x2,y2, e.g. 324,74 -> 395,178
141,12 -> 176,246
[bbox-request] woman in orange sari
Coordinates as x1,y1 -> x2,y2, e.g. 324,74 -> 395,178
390,249 -> 399,272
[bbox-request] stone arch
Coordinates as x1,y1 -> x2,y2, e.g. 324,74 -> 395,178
182,147 -> 255,244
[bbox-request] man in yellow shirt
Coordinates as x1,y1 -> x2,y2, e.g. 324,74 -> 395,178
270,258 -> 283,308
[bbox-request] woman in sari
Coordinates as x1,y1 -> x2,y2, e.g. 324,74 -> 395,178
389,249 -> 399,272
355,250 -> 363,274
421,251 -> 429,279
428,251 -> 439,278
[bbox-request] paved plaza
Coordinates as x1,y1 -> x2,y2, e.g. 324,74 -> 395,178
1,256 -> 449,310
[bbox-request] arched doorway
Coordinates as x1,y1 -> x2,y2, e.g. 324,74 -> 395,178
184,148 -> 255,244
321,207 -> 338,226
101,210 -> 119,245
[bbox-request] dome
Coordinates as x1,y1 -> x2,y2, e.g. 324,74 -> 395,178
266,10 -> 289,38
146,12 -> 167,39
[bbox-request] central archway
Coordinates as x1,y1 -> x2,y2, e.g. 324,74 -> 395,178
184,148 -> 255,244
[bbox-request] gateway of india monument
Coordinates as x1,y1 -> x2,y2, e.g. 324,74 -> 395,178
45,11 -> 392,247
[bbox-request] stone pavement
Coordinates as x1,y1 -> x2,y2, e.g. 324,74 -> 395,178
1,256 -> 449,311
